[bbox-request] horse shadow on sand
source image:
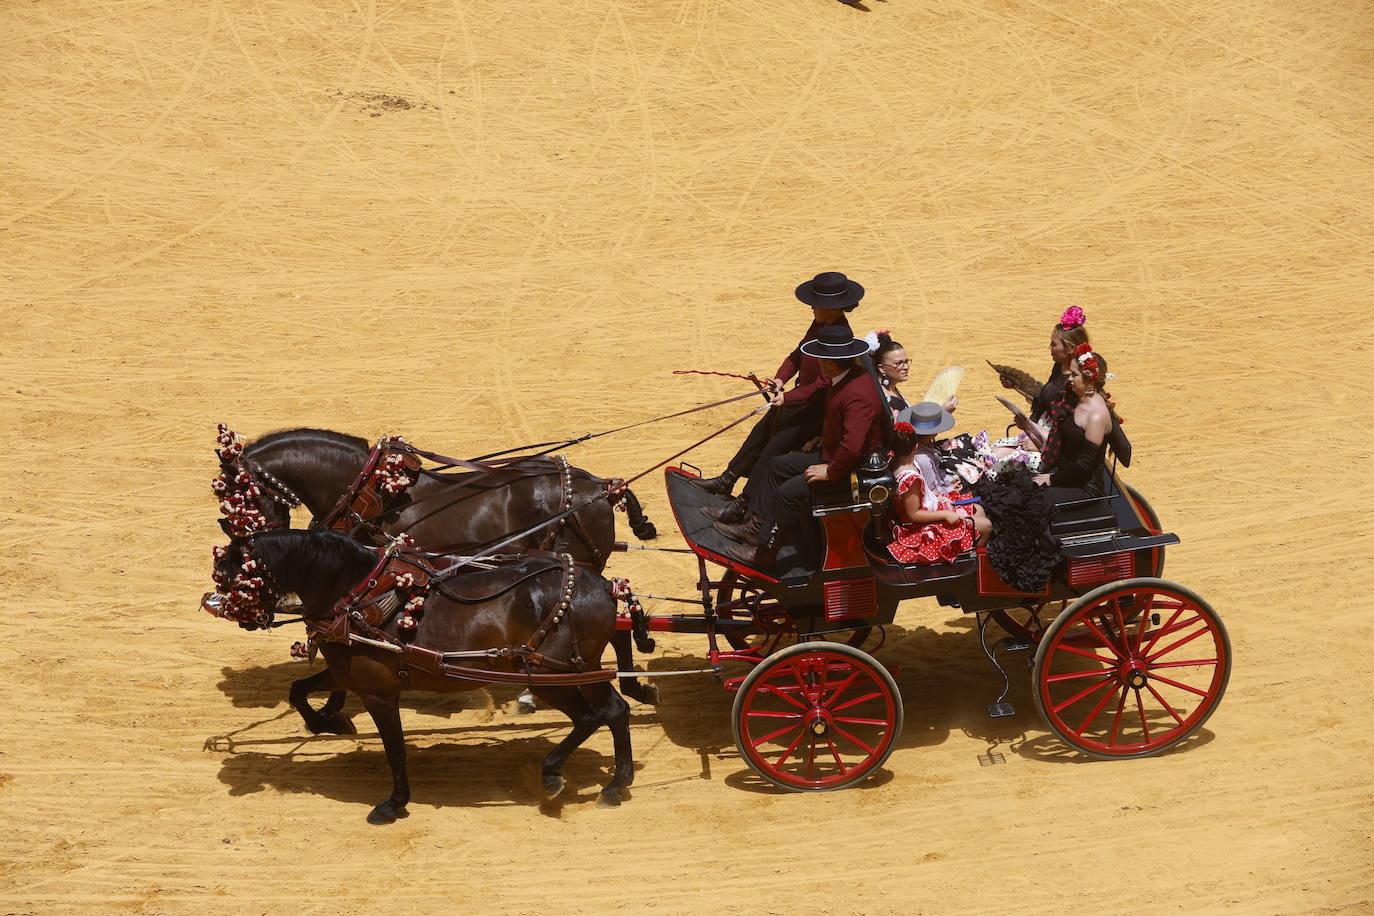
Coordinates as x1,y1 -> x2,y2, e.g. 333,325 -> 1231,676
209,661 -> 650,817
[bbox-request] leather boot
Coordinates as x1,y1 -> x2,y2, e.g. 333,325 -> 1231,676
701,495 -> 749,524
687,468 -> 738,497
725,524 -> 779,570
714,514 -> 762,542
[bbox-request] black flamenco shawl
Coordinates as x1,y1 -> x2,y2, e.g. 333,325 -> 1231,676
972,464 -> 1058,592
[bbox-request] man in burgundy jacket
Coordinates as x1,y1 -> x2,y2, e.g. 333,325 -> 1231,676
721,325 -> 885,568
691,271 -> 864,525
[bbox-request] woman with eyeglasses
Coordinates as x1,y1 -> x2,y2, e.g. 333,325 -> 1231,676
869,331 -> 957,417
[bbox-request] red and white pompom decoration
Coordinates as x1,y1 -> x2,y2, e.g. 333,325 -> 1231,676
393,572 -> 415,590
609,577 -> 633,601
376,452 -> 416,495
215,424 -> 245,462
290,639 -> 314,660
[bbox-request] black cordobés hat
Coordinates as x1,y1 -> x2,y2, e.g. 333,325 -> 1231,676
795,271 -> 864,310
800,325 -> 871,360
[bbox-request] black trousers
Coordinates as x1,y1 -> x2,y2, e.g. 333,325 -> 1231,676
747,450 -> 818,530
725,402 -> 823,481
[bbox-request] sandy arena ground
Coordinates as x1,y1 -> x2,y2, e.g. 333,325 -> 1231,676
3,0 -> 1373,912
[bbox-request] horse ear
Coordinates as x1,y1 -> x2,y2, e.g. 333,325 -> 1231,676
218,518 -> 233,535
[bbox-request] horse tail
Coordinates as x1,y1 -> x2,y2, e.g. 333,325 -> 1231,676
618,486 -> 657,540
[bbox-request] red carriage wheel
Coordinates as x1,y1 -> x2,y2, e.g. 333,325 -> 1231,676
731,641 -> 902,791
1032,577 -> 1229,759
715,571 -> 872,652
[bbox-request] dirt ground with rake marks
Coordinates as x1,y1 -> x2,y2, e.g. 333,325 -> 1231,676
2,0 -> 1373,913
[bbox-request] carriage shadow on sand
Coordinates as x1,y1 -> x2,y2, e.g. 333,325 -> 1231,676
646,615 -> 1217,789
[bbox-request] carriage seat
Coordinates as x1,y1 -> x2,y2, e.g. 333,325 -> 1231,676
1051,478 -> 1179,559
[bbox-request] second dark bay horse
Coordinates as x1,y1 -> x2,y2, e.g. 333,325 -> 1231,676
220,427 -> 659,731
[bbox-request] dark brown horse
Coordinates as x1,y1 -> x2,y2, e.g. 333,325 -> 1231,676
211,529 -> 635,823
222,427 -> 658,729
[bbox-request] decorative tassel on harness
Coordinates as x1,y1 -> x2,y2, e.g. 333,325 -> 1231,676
610,577 -> 655,653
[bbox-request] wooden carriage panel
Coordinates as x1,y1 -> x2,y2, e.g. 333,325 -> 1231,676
823,577 -> 876,622
975,547 -> 1051,598
1066,551 -> 1133,588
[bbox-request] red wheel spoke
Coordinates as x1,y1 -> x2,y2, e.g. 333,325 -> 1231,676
752,722 -> 802,747
1082,616 -> 1126,659
832,716 -> 889,727
1150,599 -> 1185,611
1147,672 -> 1211,698
1074,678 -> 1122,736
830,690 -> 883,713
1108,685 -> 1128,745
746,710 -> 804,720
1052,673 -> 1117,714
1048,668 -> 1120,684
1145,683 -> 1186,726
832,725 -> 877,755
772,727 -> 809,768
825,737 -> 847,772
1056,642 -> 1120,666
805,736 -> 816,779
1151,659 -> 1217,670
1109,596 -> 1138,656
1135,689 -> 1151,743
758,682 -> 807,710
822,670 -> 862,709
1140,608 -> 1184,656
1146,623 -> 1211,663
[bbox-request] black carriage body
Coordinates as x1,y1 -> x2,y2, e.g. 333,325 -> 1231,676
664,465 -> 1176,632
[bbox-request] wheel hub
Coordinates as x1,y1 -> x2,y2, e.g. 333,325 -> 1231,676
804,707 -> 832,738
1121,660 -> 1149,690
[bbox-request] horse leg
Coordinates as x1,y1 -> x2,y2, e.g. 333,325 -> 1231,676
358,691 -> 410,825
579,681 -> 635,808
609,630 -> 659,706
289,670 -> 356,735
530,686 -> 603,800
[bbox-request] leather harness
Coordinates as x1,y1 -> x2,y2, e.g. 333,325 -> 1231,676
305,546 -> 614,687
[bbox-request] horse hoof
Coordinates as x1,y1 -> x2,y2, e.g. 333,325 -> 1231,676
634,523 -> 658,540
543,775 -> 566,800
596,789 -> 622,809
317,715 -> 356,736
638,683 -> 661,706
514,700 -> 537,716
366,802 -> 408,825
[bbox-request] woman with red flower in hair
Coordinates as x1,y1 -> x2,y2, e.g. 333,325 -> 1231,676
1033,343 -> 1115,503
887,402 -> 991,565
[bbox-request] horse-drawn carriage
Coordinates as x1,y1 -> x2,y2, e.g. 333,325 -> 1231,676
202,408 -> 1229,820
645,461 -> 1228,790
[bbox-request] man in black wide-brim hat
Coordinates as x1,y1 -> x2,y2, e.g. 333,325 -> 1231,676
690,271 -> 865,525
717,323 -> 885,568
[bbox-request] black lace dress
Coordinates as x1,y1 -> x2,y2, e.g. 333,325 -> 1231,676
1041,403 -> 1108,502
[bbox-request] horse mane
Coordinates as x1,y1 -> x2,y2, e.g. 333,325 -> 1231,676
246,427 -> 369,457
250,529 -> 376,590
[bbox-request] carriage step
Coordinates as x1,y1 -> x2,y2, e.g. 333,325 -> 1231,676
986,702 -> 1016,718
997,637 -> 1032,653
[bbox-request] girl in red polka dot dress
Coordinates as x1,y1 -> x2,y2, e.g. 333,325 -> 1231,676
888,402 -> 992,565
